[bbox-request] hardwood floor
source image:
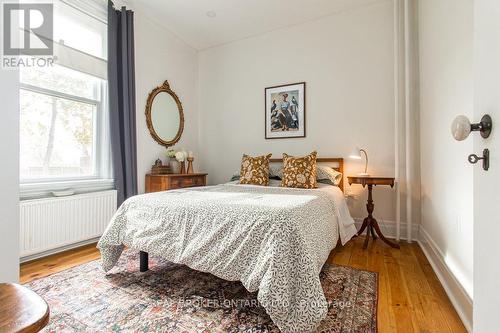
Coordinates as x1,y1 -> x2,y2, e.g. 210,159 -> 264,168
20,237 -> 466,333
328,237 -> 467,333
20,244 -> 100,284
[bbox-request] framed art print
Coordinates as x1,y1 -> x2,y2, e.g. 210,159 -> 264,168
265,82 -> 305,139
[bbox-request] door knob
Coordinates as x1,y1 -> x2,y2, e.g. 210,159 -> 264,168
451,114 -> 492,141
468,149 -> 489,171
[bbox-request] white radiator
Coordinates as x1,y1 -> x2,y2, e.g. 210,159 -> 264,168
20,190 -> 117,259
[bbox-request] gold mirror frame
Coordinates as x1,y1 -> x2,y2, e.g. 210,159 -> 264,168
145,80 -> 184,148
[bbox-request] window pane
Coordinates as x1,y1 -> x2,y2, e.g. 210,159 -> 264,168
54,1 -> 107,59
20,90 -> 96,180
20,64 -> 101,101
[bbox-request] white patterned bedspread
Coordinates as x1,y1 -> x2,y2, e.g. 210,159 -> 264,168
98,182 -> 357,333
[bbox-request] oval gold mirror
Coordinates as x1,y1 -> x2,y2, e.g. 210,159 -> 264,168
145,80 -> 184,147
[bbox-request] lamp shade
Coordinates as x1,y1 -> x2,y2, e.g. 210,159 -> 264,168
349,147 -> 369,176
349,147 -> 362,159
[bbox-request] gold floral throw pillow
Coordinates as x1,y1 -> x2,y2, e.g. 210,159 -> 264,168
239,154 -> 272,186
281,151 -> 318,189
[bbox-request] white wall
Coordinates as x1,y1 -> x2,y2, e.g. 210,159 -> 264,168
133,10 -> 199,193
0,65 -> 20,282
418,0 -> 473,301
198,2 -> 396,221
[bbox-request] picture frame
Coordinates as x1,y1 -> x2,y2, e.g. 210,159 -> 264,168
265,82 -> 306,139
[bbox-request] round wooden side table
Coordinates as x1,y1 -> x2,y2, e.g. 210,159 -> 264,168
347,176 -> 400,249
0,283 -> 49,333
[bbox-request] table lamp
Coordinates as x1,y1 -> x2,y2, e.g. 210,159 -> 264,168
349,147 -> 370,176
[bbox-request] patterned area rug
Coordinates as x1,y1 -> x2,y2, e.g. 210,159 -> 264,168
26,250 -> 377,333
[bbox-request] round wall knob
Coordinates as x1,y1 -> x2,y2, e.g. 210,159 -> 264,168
451,115 -> 471,141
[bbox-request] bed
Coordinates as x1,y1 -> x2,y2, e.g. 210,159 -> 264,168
97,158 -> 357,333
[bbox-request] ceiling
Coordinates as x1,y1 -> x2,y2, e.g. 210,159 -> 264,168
126,0 -> 385,50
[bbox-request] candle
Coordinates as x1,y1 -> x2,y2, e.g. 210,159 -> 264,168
188,151 -> 194,158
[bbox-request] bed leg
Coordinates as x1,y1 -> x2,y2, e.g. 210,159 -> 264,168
139,251 -> 149,272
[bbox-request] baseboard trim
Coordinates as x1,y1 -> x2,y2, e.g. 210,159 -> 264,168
418,227 -> 473,332
20,237 -> 100,264
353,219 -> 472,331
353,218 -> 419,241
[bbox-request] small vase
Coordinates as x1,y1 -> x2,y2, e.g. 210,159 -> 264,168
180,161 -> 186,174
170,160 -> 180,174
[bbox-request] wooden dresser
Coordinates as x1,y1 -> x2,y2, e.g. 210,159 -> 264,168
145,173 -> 208,193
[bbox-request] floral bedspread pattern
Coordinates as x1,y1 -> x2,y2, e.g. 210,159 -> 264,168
98,184 -> 342,333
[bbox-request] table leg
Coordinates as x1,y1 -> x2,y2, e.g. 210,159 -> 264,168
139,251 -> 149,272
370,225 -> 377,239
357,218 -> 369,236
359,184 -> 400,249
363,224 -> 370,249
372,221 -> 400,249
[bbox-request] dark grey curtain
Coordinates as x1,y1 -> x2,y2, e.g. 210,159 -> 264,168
108,1 -> 137,206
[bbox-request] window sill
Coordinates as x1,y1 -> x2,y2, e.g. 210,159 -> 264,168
20,178 -> 114,200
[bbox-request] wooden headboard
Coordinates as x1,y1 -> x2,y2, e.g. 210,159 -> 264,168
269,157 -> 345,192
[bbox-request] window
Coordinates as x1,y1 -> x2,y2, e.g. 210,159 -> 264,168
54,0 -> 107,60
20,0 -> 110,197
20,66 -> 103,180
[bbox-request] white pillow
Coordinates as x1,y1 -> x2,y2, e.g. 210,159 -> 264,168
231,166 -> 282,182
268,165 -> 342,186
269,165 -> 283,179
316,166 -> 343,186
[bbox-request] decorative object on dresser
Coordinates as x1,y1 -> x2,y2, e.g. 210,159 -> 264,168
349,147 -> 370,176
347,176 -> 400,249
166,148 -> 176,159
265,82 -> 305,139
187,152 -> 195,174
0,283 -> 49,333
175,151 -> 188,174
150,158 -> 171,175
166,148 -> 180,173
186,158 -> 194,173
145,80 -> 184,148
145,173 -> 207,193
